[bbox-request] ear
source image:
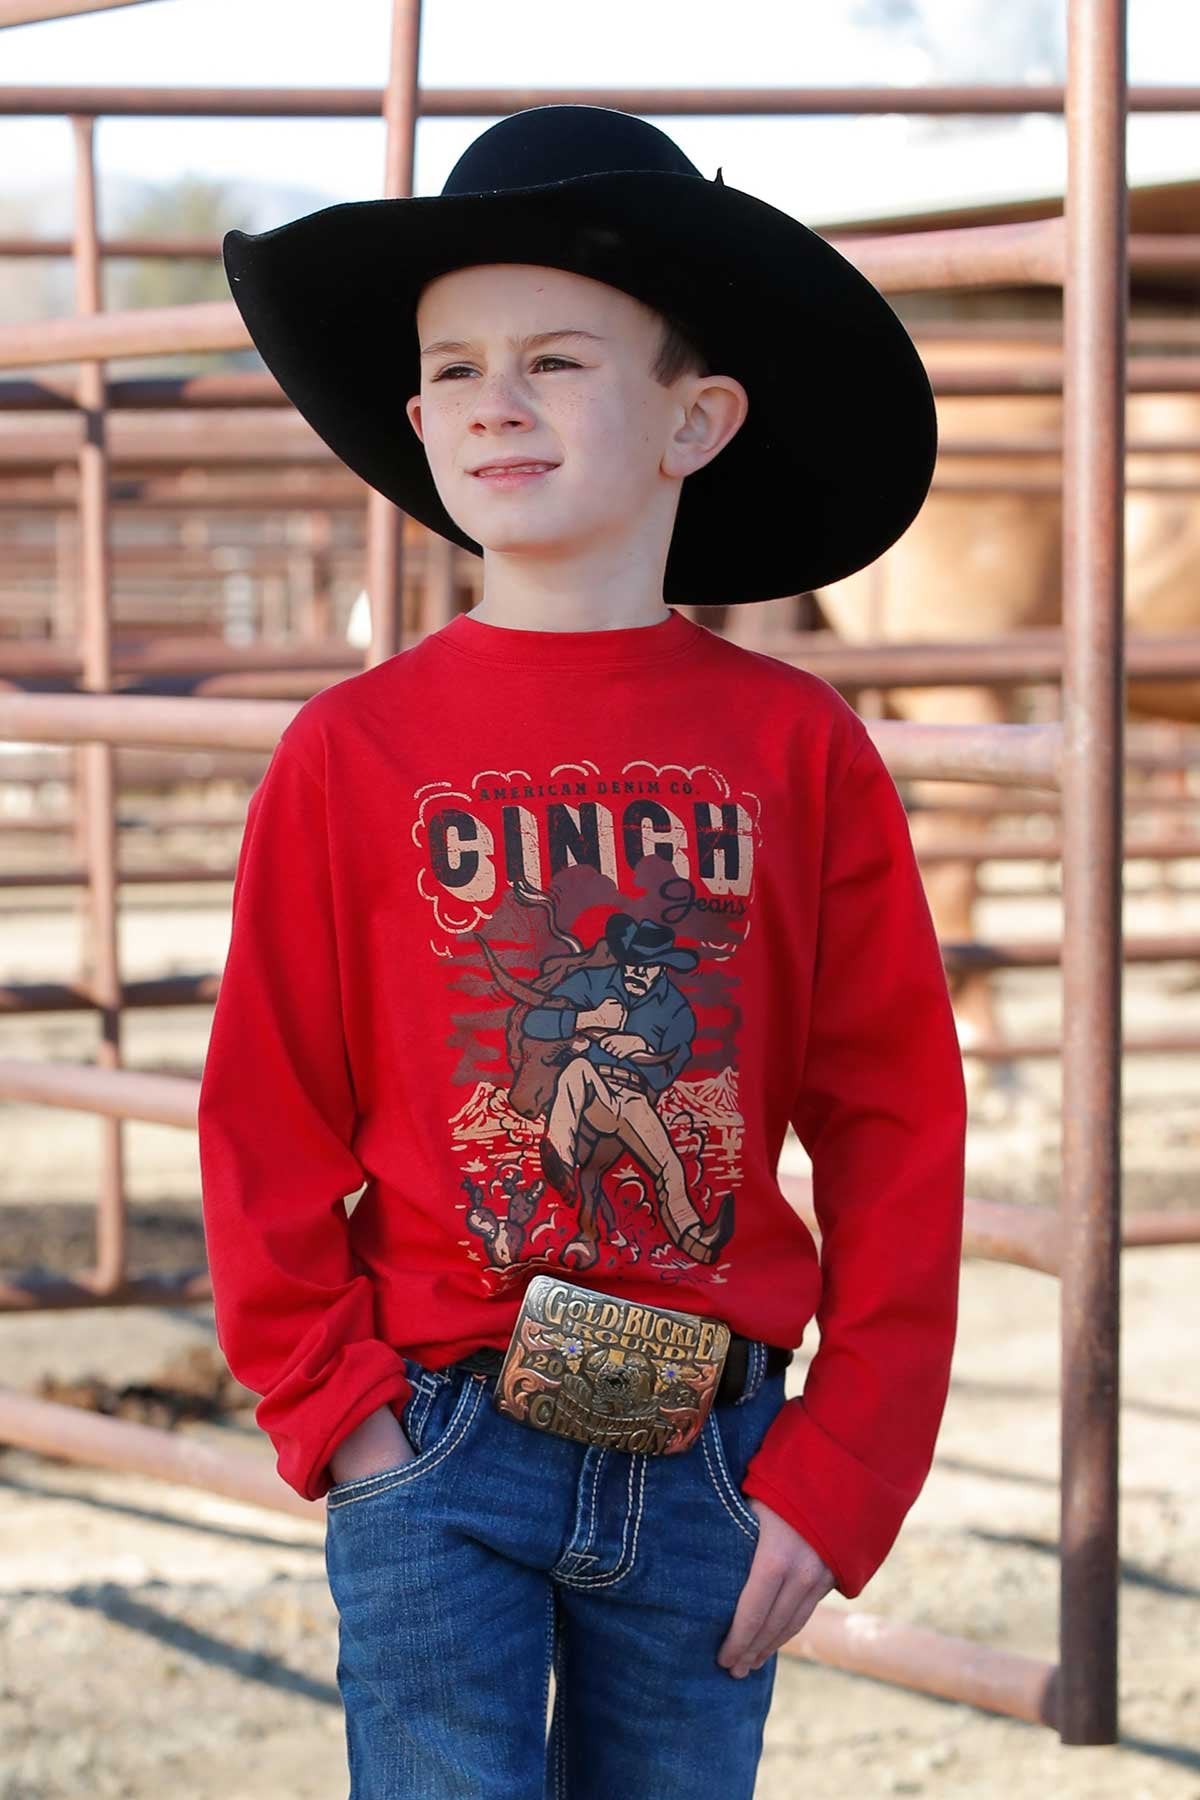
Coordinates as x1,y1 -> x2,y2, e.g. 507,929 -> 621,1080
405,394 -> 425,443
662,375 -> 749,481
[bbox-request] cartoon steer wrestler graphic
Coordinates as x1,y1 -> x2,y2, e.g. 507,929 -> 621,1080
517,912 -> 735,1272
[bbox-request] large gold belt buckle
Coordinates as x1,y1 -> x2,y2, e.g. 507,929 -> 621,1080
493,1274 -> 731,1456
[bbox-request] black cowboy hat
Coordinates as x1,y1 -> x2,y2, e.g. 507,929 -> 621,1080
605,913 -> 698,974
222,103 -> 937,606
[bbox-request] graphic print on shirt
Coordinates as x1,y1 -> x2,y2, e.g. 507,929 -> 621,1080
414,758 -> 760,1296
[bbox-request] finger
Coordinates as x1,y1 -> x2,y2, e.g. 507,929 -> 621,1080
724,1571 -> 800,1672
716,1561 -> 783,1670
738,1583 -> 826,1673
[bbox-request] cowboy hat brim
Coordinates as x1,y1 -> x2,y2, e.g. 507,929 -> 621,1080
223,168 -> 937,604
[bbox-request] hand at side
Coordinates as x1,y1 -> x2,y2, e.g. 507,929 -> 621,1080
717,1499 -> 837,1677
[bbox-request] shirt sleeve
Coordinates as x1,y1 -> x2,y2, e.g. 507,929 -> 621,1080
197,726 -> 414,1502
740,728 -> 967,1600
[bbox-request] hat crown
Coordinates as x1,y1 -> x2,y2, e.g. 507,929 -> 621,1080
441,104 -> 704,198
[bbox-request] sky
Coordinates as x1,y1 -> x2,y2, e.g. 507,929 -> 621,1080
1,0 -> 1198,230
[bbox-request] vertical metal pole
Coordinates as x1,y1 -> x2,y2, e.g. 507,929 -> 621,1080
70,112 -> 127,1295
1059,0 -> 1126,1744
425,533 -> 458,630
307,510 -> 335,640
51,465 -> 75,634
363,0 -> 424,668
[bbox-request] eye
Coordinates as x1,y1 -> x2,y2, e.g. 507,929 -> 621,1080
432,355 -> 579,381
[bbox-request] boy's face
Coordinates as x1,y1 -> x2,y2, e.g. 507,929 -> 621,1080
406,263 -> 746,561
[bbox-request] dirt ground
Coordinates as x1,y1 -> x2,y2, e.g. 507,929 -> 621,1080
1,835 -> 1198,1799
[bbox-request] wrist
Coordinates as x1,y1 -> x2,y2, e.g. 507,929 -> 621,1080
329,1403 -> 407,1483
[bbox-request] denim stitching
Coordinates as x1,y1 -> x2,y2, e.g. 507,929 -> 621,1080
551,1594 -> 568,1800
734,1340 -> 765,1407
541,1584 -> 556,1792
326,1376 -> 483,1507
557,1445 -> 604,1570
577,1449 -> 605,1557
407,1381 -> 436,1446
700,1412 -> 759,1540
554,1453 -> 646,1589
549,1446 -> 607,1581
400,1358 -> 442,1445
403,1356 -> 440,1391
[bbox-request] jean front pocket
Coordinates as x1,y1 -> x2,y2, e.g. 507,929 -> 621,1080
325,1365 -> 486,1511
700,1408 -> 761,1545
697,1369 -> 789,1546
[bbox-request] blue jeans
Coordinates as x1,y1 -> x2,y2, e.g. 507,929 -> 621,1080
324,1341 -> 789,1799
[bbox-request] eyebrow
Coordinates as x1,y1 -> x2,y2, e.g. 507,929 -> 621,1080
419,328 -> 606,359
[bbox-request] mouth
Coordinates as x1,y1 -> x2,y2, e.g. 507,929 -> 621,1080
470,462 -> 559,488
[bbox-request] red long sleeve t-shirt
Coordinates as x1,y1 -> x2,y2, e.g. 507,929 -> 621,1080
196,604 -> 967,1600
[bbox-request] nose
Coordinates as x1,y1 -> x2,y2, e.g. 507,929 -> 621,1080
467,366 -> 539,435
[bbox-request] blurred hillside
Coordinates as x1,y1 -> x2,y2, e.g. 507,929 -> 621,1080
0,174 -> 330,375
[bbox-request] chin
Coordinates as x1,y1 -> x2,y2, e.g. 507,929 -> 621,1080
470,523 -> 582,555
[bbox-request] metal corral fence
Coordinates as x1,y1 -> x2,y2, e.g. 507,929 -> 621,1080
0,0 -> 1193,1747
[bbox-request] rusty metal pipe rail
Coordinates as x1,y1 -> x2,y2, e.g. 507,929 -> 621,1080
913,828 -> 1200,862
915,317 -> 1200,344
0,1377 -> 1067,1718
0,0 -> 159,24
939,932 -> 1199,971
0,409 -> 334,464
0,689 -> 1067,781
0,640 -> 369,677
936,435 -> 1200,455
4,229 -> 1195,277
6,302 -> 1200,380
0,485 -> 365,508
0,1374 -> 1076,1724
6,372 -> 1200,431
931,476 -> 1200,494
927,356 -> 1199,393
0,2 -> 1163,1741
0,975 -> 220,1011
0,81 -> 1196,116
4,822 -> 1199,862
3,977 -> 1198,1061
1,851 -> 1197,891
769,633 -> 1200,686
6,631 -> 1200,688
963,1031 -> 1200,1059
1,355 -> 1194,464
783,1180 -> 1200,1275
0,218 -> 1186,364
6,782 -> 1187,819
0,1385 -> 317,1517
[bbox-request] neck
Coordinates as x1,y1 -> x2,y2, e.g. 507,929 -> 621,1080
471,535 -> 674,633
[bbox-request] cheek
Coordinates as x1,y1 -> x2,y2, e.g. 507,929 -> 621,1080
418,403 -> 464,467
569,400 -> 654,482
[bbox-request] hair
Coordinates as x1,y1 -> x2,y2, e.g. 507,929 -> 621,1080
649,309 -> 710,386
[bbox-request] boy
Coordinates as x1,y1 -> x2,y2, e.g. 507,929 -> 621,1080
200,104 -> 966,1798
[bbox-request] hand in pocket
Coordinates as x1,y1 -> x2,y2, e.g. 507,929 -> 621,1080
328,1402 -> 417,1485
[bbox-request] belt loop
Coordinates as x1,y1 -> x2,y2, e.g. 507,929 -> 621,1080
734,1338 -> 766,1407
